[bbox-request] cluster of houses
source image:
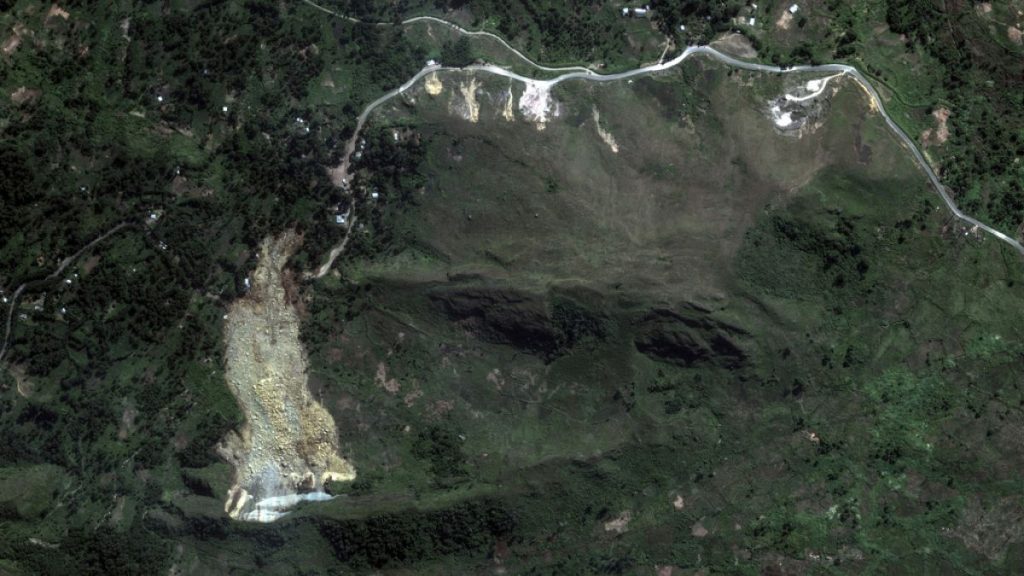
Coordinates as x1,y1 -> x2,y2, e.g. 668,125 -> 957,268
621,5 -> 650,17
622,3 -> 801,28
332,136 -> 384,227
744,3 -> 799,28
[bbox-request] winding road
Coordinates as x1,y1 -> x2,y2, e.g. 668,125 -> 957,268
0,222 -> 130,364
6,4 -> 1015,350
305,0 -> 1024,276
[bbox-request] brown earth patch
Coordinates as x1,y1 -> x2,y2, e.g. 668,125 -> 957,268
10,365 -> 34,398
486,368 -> 505,390
603,510 -> 632,533
10,86 -> 41,105
375,362 -> 400,394
46,4 -> 70,22
776,11 -> 793,30
921,107 -> 950,147
403,388 -> 423,407
117,401 -> 138,440
427,399 -> 455,418
2,24 -> 28,55
281,266 -> 306,317
1009,26 -> 1023,45
82,254 -> 101,274
336,394 -> 359,411
217,230 -> 356,519
948,496 -> 1024,561
711,32 -> 757,59
931,107 -> 950,143
691,520 -> 709,537
326,347 -> 345,363
327,164 -> 347,187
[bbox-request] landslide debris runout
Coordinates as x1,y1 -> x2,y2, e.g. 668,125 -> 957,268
218,231 -> 355,522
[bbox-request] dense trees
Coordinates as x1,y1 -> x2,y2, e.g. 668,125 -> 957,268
412,426 -> 468,481
653,0 -> 743,42
6,523 -> 169,576
319,499 -> 517,568
441,36 -> 474,67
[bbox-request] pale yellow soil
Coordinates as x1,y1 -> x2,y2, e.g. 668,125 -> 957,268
2,24 -> 27,55
46,4 -> 70,21
603,510 -> 632,533
592,106 -> 620,154
451,77 -> 481,123
10,86 -> 41,105
776,11 -> 793,30
218,231 -> 355,519
375,362 -> 400,394
921,107 -> 950,147
501,86 -> 515,122
424,72 -> 442,96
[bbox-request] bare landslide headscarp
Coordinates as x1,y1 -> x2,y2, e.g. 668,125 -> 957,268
218,231 -> 355,522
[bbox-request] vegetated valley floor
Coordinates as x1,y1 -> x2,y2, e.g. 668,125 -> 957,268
169,59 -> 1024,573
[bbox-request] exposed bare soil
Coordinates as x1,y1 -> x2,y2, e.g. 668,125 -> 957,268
592,106 -> 620,153
424,72 -> 443,96
10,86 -> 41,105
603,510 -> 632,533
921,107 -> 950,147
2,24 -> 27,55
218,231 -> 355,520
776,11 -> 794,30
711,33 -> 758,59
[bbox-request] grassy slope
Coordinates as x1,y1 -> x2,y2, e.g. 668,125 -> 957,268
166,60 -> 1024,573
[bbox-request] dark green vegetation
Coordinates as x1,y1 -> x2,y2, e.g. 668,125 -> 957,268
2,0 -> 1023,575
337,0 -> 669,67
879,0 -> 1024,231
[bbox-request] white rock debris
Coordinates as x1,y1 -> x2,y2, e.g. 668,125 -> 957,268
218,231 -> 355,522
518,80 -> 555,128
